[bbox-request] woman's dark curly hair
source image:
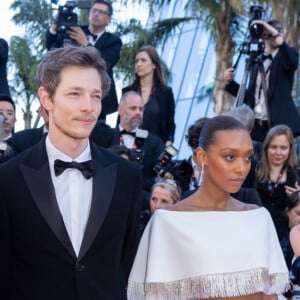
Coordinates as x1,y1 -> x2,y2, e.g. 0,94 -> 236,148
185,117 -> 210,150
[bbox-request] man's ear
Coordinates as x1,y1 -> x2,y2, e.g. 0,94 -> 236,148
38,87 -> 53,112
195,147 -> 207,165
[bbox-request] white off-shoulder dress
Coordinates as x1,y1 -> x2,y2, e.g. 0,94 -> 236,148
127,207 -> 289,299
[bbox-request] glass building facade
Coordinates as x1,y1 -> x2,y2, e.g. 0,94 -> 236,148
146,2 -> 217,159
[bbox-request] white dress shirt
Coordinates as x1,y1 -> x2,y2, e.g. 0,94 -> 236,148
46,136 -> 93,256
119,125 -> 136,149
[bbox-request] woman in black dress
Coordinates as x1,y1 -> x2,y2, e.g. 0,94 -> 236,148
255,124 -> 299,258
122,45 -> 175,145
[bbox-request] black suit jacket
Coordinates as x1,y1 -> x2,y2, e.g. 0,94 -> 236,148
8,126 -> 46,155
225,42 -> 300,136
122,86 -> 176,143
111,127 -> 165,192
0,139 -> 142,300
46,29 -> 122,117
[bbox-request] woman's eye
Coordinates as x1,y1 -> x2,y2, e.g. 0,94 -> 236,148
225,155 -> 234,161
246,154 -> 253,161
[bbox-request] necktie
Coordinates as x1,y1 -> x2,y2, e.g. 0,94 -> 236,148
54,159 -> 94,179
88,29 -> 98,41
120,130 -> 136,137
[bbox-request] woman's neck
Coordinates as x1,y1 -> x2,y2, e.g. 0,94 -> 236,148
140,75 -> 153,90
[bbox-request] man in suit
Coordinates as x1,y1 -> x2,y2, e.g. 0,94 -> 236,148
7,105 -> 48,155
107,91 -> 164,208
224,19 -> 300,142
0,46 -> 142,300
0,94 -> 16,141
46,0 -> 122,120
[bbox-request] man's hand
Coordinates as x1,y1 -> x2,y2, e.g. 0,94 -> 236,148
68,26 -> 89,47
224,67 -> 234,84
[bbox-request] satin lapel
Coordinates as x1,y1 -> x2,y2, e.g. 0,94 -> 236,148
20,142 -> 76,259
78,147 -> 117,260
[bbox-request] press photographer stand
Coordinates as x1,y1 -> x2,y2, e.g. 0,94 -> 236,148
234,53 -> 271,127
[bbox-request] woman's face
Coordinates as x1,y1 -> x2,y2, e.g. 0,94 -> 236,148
150,186 -> 174,214
135,51 -> 155,78
287,203 -> 300,229
198,129 -> 253,194
267,134 -> 290,167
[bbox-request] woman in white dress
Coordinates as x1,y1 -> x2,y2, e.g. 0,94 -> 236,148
128,115 -> 289,300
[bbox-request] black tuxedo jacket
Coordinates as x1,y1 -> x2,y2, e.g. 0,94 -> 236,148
0,138 -> 142,300
8,126 -> 46,155
111,127 -> 165,191
46,29 -> 122,117
225,42 -> 300,136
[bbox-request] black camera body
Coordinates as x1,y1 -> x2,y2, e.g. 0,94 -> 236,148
153,144 -> 178,175
54,1 -> 91,47
130,148 -> 145,165
153,145 -> 193,179
243,5 -> 265,56
56,1 -> 78,34
130,129 -> 148,167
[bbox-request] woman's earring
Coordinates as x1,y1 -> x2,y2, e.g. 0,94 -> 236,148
199,163 -> 204,186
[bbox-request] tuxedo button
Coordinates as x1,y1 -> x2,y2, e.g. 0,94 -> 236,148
78,265 -> 85,271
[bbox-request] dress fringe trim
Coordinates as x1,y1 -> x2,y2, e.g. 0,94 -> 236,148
127,268 -> 289,299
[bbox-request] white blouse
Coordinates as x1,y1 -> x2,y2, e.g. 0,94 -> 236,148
128,207 -> 289,299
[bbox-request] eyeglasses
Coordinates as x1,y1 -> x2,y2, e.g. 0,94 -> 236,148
91,8 -> 110,16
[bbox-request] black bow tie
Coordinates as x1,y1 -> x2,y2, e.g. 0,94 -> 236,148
54,159 -> 94,179
120,130 -> 136,137
263,54 -> 273,61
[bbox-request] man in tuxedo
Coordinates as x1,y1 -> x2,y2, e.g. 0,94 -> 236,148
0,46 -> 142,300
107,91 -> 164,208
224,19 -> 300,142
46,0 -> 122,120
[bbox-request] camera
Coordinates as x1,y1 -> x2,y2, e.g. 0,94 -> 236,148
153,144 -> 178,175
53,1 -> 91,47
130,129 -> 148,166
249,5 -> 264,39
244,5 -> 265,56
153,145 -> 193,179
56,1 -> 79,34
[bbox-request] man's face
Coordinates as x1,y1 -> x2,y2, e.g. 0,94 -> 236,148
39,66 -> 102,145
89,3 -> 111,29
118,94 -> 144,130
0,100 -> 16,137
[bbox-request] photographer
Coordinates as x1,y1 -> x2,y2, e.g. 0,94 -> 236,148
46,0 -> 122,120
224,19 -> 300,142
92,91 -> 164,208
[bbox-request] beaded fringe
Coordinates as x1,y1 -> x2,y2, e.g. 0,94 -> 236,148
127,268 -> 289,300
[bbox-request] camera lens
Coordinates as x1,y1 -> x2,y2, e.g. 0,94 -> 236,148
249,23 -> 264,39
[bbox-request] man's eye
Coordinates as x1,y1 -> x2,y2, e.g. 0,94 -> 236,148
69,92 -> 79,96
93,95 -> 102,100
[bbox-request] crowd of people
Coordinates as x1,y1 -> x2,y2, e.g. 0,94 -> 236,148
1,0 -> 300,299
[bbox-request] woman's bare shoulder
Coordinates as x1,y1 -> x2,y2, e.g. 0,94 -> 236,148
230,198 -> 261,211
